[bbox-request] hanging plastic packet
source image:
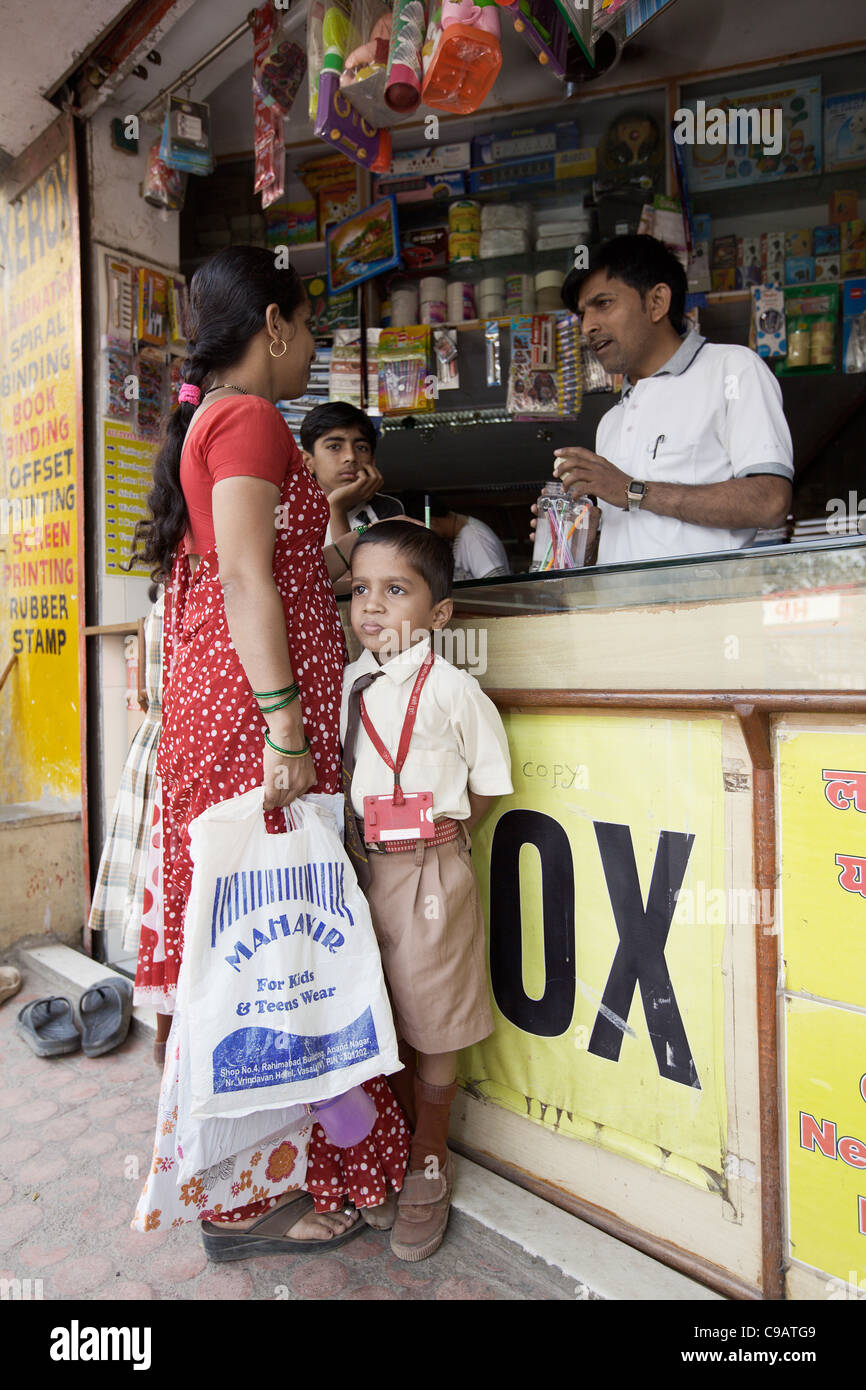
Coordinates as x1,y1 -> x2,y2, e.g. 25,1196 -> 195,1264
104,256 -> 134,346
555,313 -> 582,417
339,0 -> 395,127
136,268 -> 169,348
384,0 -> 427,114
167,277 -> 189,349
330,327 -> 382,408
378,325 -> 433,414
252,2 -> 307,115
507,317 -> 558,415
421,0 -> 502,115
432,327 -> 459,390
314,0 -> 392,173
159,95 -> 214,176
103,342 -> 134,421
485,320 -> 501,386
308,0 -> 327,121
135,349 -> 166,442
142,141 -> 187,210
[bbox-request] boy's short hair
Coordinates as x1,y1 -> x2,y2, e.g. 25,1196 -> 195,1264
299,401 -> 378,455
562,233 -> 687,334
351,520 -> 453,604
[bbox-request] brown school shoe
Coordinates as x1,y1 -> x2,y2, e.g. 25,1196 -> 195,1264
389,1152 -> 455,1262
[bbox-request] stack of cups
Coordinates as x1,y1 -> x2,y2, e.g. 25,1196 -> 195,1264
448,199 -> 481,263
446,280 -> 476,322
505,273 -> 535,314
419,275 -> 448,325
479,276 -> 505,319
391,281 -> 419,327
535,269 -> 566,312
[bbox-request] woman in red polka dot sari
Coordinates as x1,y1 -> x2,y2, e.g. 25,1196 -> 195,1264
131,247 -> 407,1256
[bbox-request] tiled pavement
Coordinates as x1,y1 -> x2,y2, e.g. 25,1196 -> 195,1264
0,967 -> 582,1301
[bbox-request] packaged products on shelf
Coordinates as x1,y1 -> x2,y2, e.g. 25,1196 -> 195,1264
814,253 -> 841,282
419,275 -> 448,324
448,230 -> 481,262
507,316 -> 558,416
785,256 -> 816,285
329,327 -> 382,408
388,142 -> 471,176
479,228 -> 530,258
782,284 -> 839,371
841,219 -> 866,275
828,190 -> 858,222
432,327 -> 460,389
813,223 -> 841,255
449,199 -> 481,233
446,280 -> 476,320
823,92 -> 866,173
468,120 -> 587,192
504,273 -> 534,314
401,224 -> 449,269
842,279 -> 866,373
373,169 -> 466,202
479,276 -> 506,318
535,269 -> 565,311
753,284 -> 787,359
785,228 -> 813,257
390,280 -> 420,326
761,230 -> 786,286
377,325 -> 434,413
738,237 -> 762,290
420,0 -> 503,115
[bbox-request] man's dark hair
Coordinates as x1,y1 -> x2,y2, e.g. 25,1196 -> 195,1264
562,234 -> 687,333
351,519 -> 453,604
300,401 -> 378,455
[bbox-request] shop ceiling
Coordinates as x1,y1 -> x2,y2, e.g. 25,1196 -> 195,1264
3,0 -> 865,165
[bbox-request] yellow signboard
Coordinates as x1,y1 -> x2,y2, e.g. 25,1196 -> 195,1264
778,730 -> 866,1010
460,710 -> 728,1185
0,141 -> 82,802
786,995 -> 866,1286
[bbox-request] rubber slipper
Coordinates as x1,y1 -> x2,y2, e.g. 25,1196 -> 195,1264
200,1193 -> 364,1262
0,966 -> 23,1006
78,976 -> 134,1057
16,997 -> 81,1056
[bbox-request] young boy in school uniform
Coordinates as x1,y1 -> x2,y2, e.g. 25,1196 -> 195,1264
341,519 -> 513,1262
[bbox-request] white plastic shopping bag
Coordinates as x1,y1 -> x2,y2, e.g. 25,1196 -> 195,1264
179,787 -> 400,1120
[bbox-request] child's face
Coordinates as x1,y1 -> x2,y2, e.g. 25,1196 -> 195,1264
303,426 -> 374,496
350,542 -> 452,663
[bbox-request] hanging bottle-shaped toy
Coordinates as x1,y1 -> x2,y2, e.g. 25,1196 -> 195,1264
421,0 -> 502,115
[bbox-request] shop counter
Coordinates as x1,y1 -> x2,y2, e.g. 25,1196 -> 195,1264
436,538 -> 865,1300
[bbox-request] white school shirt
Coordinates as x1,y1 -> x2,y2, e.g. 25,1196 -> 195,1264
340,635 -> 513,821
452,517 -> 510,582
323,493 -> 404,546
594,332 -> 794,565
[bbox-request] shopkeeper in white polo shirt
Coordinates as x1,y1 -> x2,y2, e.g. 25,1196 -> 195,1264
553,235 -> 794,565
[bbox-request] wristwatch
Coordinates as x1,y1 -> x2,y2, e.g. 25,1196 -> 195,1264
626,480 -> 647,513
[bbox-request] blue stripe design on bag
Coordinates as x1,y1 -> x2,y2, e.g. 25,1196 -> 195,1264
208,857 -> 354,942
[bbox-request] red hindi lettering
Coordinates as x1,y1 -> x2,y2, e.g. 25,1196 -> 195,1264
835,853 -> 866,897
823,769 -> 866,812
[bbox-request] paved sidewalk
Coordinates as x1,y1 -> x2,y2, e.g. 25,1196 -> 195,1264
0,962 -> 584,1301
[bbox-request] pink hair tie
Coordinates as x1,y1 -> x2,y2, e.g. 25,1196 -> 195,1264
178,383 -> 201,405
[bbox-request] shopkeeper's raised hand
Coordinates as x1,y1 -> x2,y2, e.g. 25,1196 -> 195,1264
554,447 -> 630,510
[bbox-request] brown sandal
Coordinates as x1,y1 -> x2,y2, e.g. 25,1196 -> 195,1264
201,1193 -> 363,1262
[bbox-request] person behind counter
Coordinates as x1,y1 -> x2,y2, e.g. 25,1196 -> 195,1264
300,401 -> 404,545
553,234 -> 794,564
405,493 -> 510,581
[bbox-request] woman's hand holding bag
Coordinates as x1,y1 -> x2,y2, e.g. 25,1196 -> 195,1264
262,701 -> 317,810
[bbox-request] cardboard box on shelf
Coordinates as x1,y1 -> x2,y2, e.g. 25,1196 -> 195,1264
814,253 -> 841,281
785,256 -> 816,284
813,223 -> 842,255
785,228 -> 813,257
828,190 -> 858,223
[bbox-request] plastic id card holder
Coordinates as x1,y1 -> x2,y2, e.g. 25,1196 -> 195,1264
363,792 -> 435,843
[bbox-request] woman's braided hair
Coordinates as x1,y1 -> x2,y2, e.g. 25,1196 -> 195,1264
128,245 -> 306,581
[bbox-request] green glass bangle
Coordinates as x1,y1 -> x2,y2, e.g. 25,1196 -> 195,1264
355,524 -> 370,537
254,681 -> 299,701
258,690 -> 299,714
332,543 -> 350,573
264,732 -> 311,758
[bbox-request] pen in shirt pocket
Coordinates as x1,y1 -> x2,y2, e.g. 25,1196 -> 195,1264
649,434 -> 666,459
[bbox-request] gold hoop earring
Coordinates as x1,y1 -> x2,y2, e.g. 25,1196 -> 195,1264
269,339 -> 287,358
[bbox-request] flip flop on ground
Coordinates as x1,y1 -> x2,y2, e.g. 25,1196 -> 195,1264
16,997 -> 81,1056
78,977 -> 134,1057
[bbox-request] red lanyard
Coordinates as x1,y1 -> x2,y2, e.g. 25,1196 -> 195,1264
359,649 -> 435,806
